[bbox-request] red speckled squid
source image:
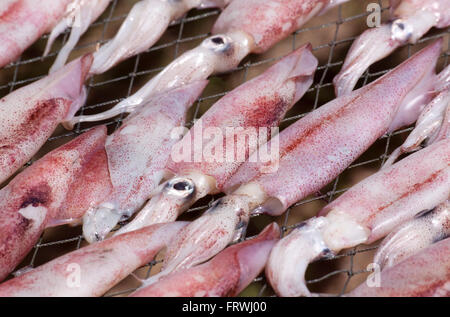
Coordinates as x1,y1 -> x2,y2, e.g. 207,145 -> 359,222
333,0 -> 450,96
0,54 -> 92,185
112,45 -> 317,238
348,237 -> 450,297
144,40 -> 444,286
131,223 -> 280,297
82,81 -> 208,243
43,0 -> 112,74
89,0 -> 232,76
0,0 -> 73,68
266,138 -> 449,296
0,126 -> 113,282
0,222 -> 187,296
65,0 -> 342,128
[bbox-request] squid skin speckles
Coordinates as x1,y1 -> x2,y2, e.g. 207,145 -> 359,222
349,237 -> 450,297
114,45 -> 317,236
0,0 -> 73,69
130,223 -> 280,297
89,0 -> 232,76
333,0 -> 450,96
82,81 -> 208,243
0,126 -> 111,282
0,222 -> 187,297
0,54 -> 93,185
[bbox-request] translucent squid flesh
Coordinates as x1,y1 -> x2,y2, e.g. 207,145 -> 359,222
147,40 -> 444,285
82,81 -> 208,243
383,65 -> 449,167
0,54 -> 93,185
0,126 -> 112,282
114,45 -> 317,236
89,0 -> 232,76
266,137 -> 450,297
131,223 -> 279,297
373,200 -> 449,270
0,0 -> 73,68
44,0 -> 112,74
348,237 -> 450,297
333,0 -> 450,96
65,0 -> 334,128
0,222 -> 186,297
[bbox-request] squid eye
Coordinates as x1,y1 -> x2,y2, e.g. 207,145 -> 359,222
391,19 -> 413,42
165,178 -> 195,198
202,35 -> 232,53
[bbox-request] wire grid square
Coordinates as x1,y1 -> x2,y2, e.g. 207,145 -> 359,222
0,0 -> 448,296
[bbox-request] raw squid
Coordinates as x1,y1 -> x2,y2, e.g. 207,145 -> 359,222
333,0 -> 450,96
89,0 -> 232,76
383,65 -> 449,167
44,0 -> 112,74
0,222 -> 187,297
0,126 -> 112,282
130,223 -> 280,297
373,200 -> 449,270
0,0 -> 73,68
112,45 -> 317,237
266,136 -> 449,297
65,0 -> 340,128
0,54 -> 92,185
348,237 -> 450,297
144,40 -> 444,285
82,81 -> 208,243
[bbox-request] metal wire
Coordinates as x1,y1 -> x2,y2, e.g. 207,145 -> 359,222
2,0 -> 449,296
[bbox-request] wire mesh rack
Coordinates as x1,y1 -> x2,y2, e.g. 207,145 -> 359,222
0,0 -> 449,297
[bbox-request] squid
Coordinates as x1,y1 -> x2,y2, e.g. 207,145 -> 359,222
142,40 -> 444,285
383,65 -> 449,167
43,0 -> 112,74
130,223 -> 280,297
348,237 -> 450,297
65,0 -> 344,128
0,126 -> 113,282
0,222 -> 186,297
82,80 -> 208,243
89,0 -> 232,76
266,136 -> 449,297
333,0 -> 450,96
110,44 -> 317,238
0,0 -> 73,68
0,54 -> 92,185
373,200 -> 449,271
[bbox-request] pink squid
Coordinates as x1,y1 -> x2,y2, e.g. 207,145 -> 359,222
89,0 -> 232,76
82,80 -> 208,243
0,126 -> 113,282
373,200 -> 449,271
111,44 -> 317,238
130,223 -> 280,297
65,0 -> 341,128
266,136 -> 449,296
143,40 -> 444,285
0,54 -> 92,185
0,0 -> 73,68
333,0 -> 450,96
0,222 -> 186,297
348,237 -> 450,297
43,0 -> 113,74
